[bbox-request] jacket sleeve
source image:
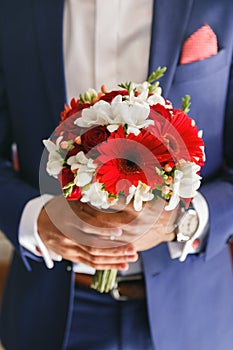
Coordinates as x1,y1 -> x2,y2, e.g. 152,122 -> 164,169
0,65 -> 42,269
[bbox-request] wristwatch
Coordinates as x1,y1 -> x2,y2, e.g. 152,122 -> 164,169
175,204 -> 199,243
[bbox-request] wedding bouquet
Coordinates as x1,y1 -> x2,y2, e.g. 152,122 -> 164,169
43,67 -> 205,292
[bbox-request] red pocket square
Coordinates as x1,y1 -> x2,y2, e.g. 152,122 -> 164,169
180,24 -> 218,65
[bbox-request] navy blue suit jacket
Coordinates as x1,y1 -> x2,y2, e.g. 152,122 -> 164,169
0,0 -> 233,349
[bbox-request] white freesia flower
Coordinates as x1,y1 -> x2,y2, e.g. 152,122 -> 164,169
43,136 -> 64,178
67,151 -> 97,187
130,81 -> 150,95
81,182 -> 116,209
165,160 -> 202,211
147,92 -> 166,106
130,81 -> 164,106
75,100 -> 113,127
109,95 -> 153,135
126,181 -> 154,211
75,95 -> 153,136
127,89 -> 150,108
128,83 -> 150,106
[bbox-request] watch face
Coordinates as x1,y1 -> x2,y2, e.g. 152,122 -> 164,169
177,208 -> 199,241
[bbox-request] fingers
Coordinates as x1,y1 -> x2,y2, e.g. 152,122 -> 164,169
72,202 -> 134,229
38,206 -> 139,270
69,209 -> 123,237
39,194 -> 179,269
45,195 -> 164,242
70,243 -> 138,270
42,195 -> 177,252
47,234 -> 138,270
45,197 -> 123,237
163,231 -> 176,242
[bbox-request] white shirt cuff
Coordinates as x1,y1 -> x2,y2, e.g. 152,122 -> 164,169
167,192 -> 209,261
19,194 -> 62,269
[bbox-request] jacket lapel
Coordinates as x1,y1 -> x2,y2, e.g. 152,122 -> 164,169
33,0 -> 65,125
149,0 -> 194,96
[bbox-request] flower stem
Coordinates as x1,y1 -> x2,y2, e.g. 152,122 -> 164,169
91,269 -> 118,293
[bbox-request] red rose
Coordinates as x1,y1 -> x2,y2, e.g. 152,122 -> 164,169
81,125 -> 110,153
58,167 -> 74,187
65,143 -> 84,158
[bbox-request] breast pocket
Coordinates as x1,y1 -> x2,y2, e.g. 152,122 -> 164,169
174,49 -> 227,83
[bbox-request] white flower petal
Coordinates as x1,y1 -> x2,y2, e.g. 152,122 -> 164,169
127,126 -> 141,136
75,100 -> 112,127
165,194 -> 180,211
126,185 -> 136,204
75,172 -> 93,187
80,182 -> 112,209
107,124 -> 120,133
43,137 -> 64,178
67,151 -> 96,187
126,182 -> 153,212
147,93 -> 165,106
165,161 -> 201,211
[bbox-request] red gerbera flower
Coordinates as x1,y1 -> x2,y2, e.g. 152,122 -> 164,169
94,126 -> 168,196
60,98 -> 91,121
148,107 -> 205,166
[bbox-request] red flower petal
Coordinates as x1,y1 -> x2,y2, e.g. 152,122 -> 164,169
148,107 -> 204,166
94,127 -> 165,195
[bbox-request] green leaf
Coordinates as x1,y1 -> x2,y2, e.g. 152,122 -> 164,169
155,167 -> 165,176
63,181 -> 75,197
182,95 -> 191,114
148,66 -> 167,84
79,93 -> 85,104
118,82 -> 132,93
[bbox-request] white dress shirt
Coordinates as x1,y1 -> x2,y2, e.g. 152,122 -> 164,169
63,0 -> 153,100
19,0 -> 209,272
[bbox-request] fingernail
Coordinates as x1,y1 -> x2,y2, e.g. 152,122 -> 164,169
128,254 -> 138,261
119,263 -> 129,270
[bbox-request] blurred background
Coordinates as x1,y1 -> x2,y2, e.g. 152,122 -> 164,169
0,231 -> 13,350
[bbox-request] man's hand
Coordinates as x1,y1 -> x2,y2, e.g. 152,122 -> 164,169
96,196 -> 179,251
127,198 -> 179,251
37,194 -> 179,269
37,195 -> 138,270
